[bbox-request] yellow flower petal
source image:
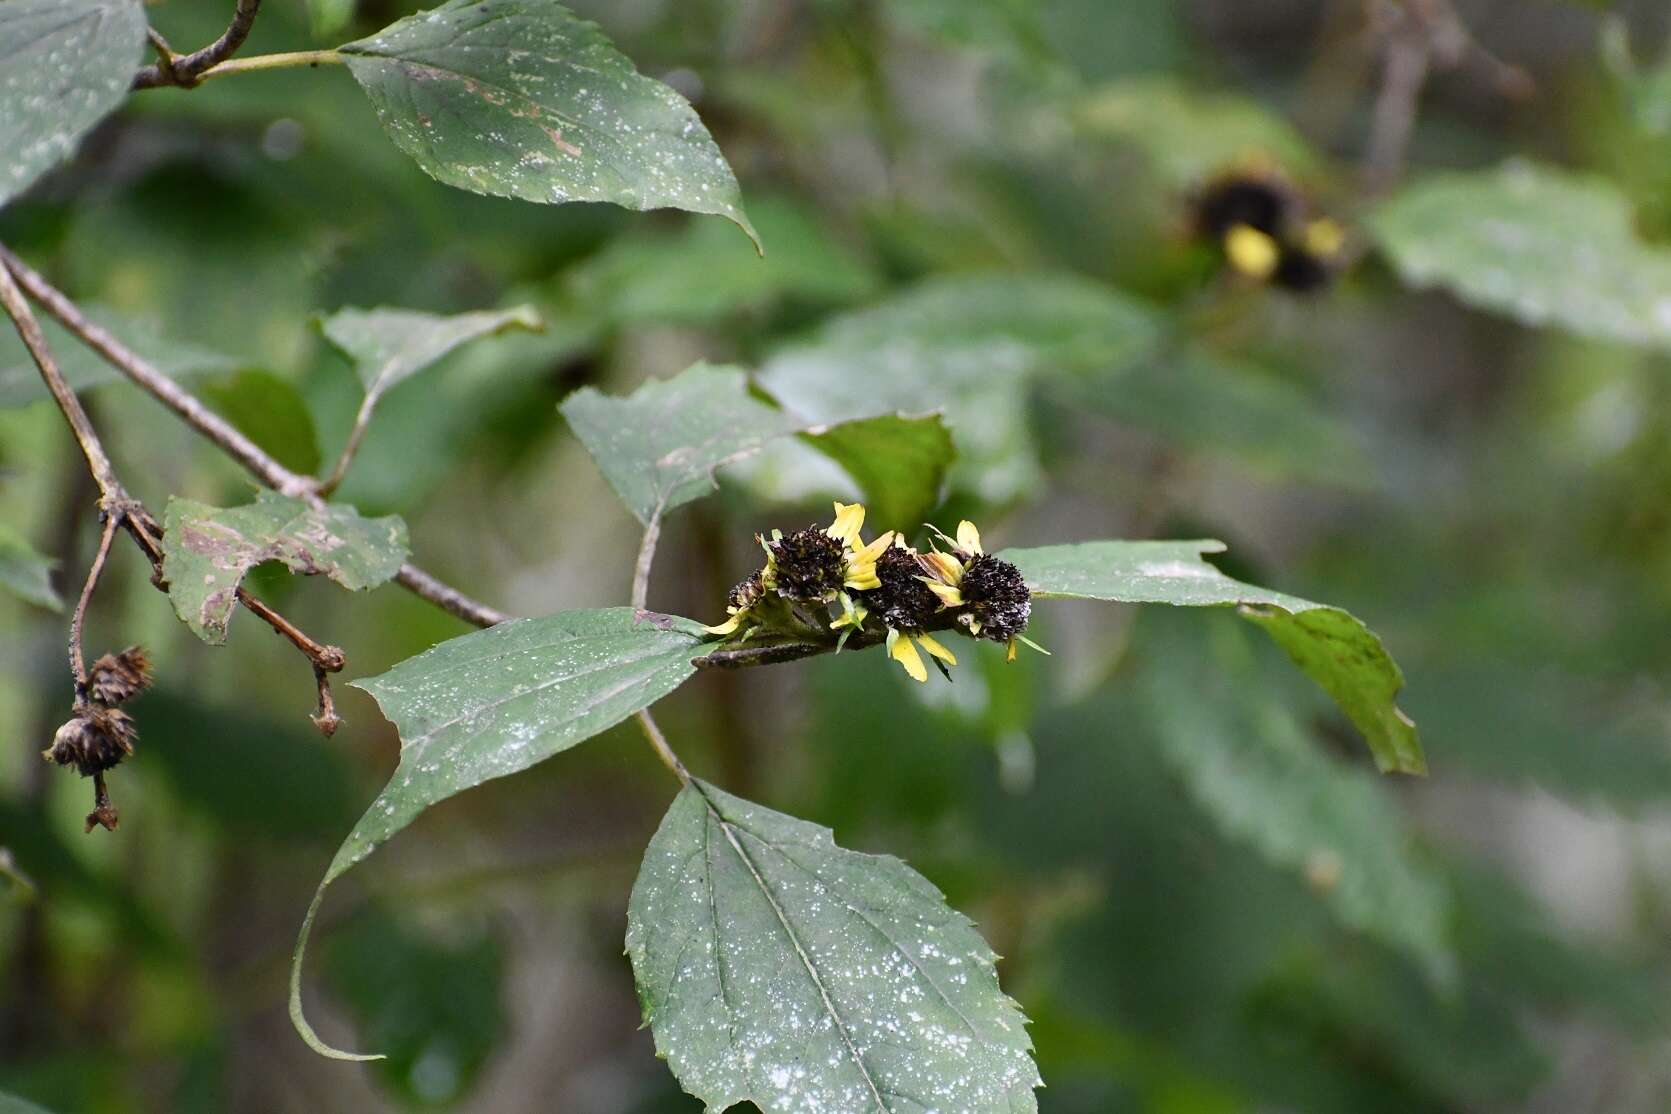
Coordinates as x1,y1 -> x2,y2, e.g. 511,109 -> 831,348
920,550 -> 964,584
1006,638 -> 1018,663
702,613 -> 744,636
887,628 -> 927,683
844,569 -> 881,591
852,530 -> 894,564
1304,217 -> 1345,257
956,520 -> 983,555
913,633 -> 957,666
826,501 -> 866,545
924,580 -> 964,608
1224,224 -> 1280,279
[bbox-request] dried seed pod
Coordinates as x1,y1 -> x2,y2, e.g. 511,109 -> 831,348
727,570 -> 765,613
958,554 -> 1032,643
862,545 -> 941,632
87,645 -> 152,706
767,527 -> 845,602
44,706 -> 137,777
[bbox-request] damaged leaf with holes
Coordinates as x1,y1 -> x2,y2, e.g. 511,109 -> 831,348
161,491 -> 409,643
627,781 -> 1041,1114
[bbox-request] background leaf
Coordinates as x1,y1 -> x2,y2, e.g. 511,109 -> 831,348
1001,540 -> 1425,774
319,304 -> 542,410
0,307 -> 242,409
340,0 -> 757,246
800,413 -> 955,532
161,491 -> 409,643
0,524 -> 61,611
1075,76 -> 1320,187
1139,614 -> 1453,984
1369,161 -> 1671,351
199,370 -> 324,476
760,273 -> 1164,503
0,0 -> 146,208
627,780 -> 1041,1114
292,608 -> 708,1059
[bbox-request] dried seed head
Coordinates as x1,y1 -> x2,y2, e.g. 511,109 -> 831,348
87,646 -> 152,706
727,570 -> 765,613
958,554 -> 1032,642
44,706 -> 137,777
767,527 -> 845,602
1193,173 -> 1294,242
862,545 -> 941,631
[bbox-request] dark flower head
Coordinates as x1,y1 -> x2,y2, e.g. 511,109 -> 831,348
728,570 -> 764,613
862,544 -> 941,632
44,706 -> 137,777
87,646 -> 152,706
767,526 -> 845,602
958,553 -> 1031,643
1193,172 -> 1294,241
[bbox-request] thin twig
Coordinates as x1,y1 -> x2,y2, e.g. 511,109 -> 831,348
0,249 -> 510,629
636,709 -> 690,785
133,0 -> 264,90
311,666 -> 342,737
631,510 -> 664,611
235,588 -> 346,673
68,513 -> 122,700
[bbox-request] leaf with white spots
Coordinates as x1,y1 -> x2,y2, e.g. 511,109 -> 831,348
340,0 -> 757,248
0,0 -> 146,208
1000,540 -> 1425,775
161,491 -> 409,644
628,780 -> 1041,1114
1369,161 -> 1671,351
291,607 -> 709,1059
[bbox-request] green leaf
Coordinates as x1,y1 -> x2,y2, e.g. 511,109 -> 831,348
1368,161 -> 1671,351
566,196 -> 876,327
319,304 -> 542,411
0,0 -> 146,208
800,413 -> 955,531
627,780 -> 1041,1114
561,362 -> 801,524
1076,76 -> 1319,187
340,0 -> 757,248
760,273 -> 1165,503
292,607 -> 708,1059
308,0 -> 357,37
0,1091 -> 57,1114
161,491 -> 409,644
1000,540 -> 1425,775
0,523 -> 61,611
0,305 -> 242,409
199,369 -> 324,476
1140,616 -> 1453,985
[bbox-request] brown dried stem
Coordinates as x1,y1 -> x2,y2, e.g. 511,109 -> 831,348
0,248 -> 510,630
68,513 -> 122,702
133,0 -> 263,90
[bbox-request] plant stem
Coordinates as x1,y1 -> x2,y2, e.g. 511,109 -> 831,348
195,50 -> 347,84
68,514 -> 121,700
133,0 -> 265,90
636,709 -> 690,785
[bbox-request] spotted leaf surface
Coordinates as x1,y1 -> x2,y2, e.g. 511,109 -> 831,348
319,304 -> 541,408
1370,161 -> 1671,351
0,0 -> 145,208
561,362 -> 801,524
340,0 -> 757,246
627,781 -> 1040,1114
161,492 -> 409,643
293,608 -> 708,1059
0,524 -> 61,611
1001,540 -> 1425,775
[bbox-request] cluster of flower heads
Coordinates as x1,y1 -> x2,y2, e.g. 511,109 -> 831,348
44,647 -> 151,781
1190,161 -> 1347,294
705,503 -> 1041,682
